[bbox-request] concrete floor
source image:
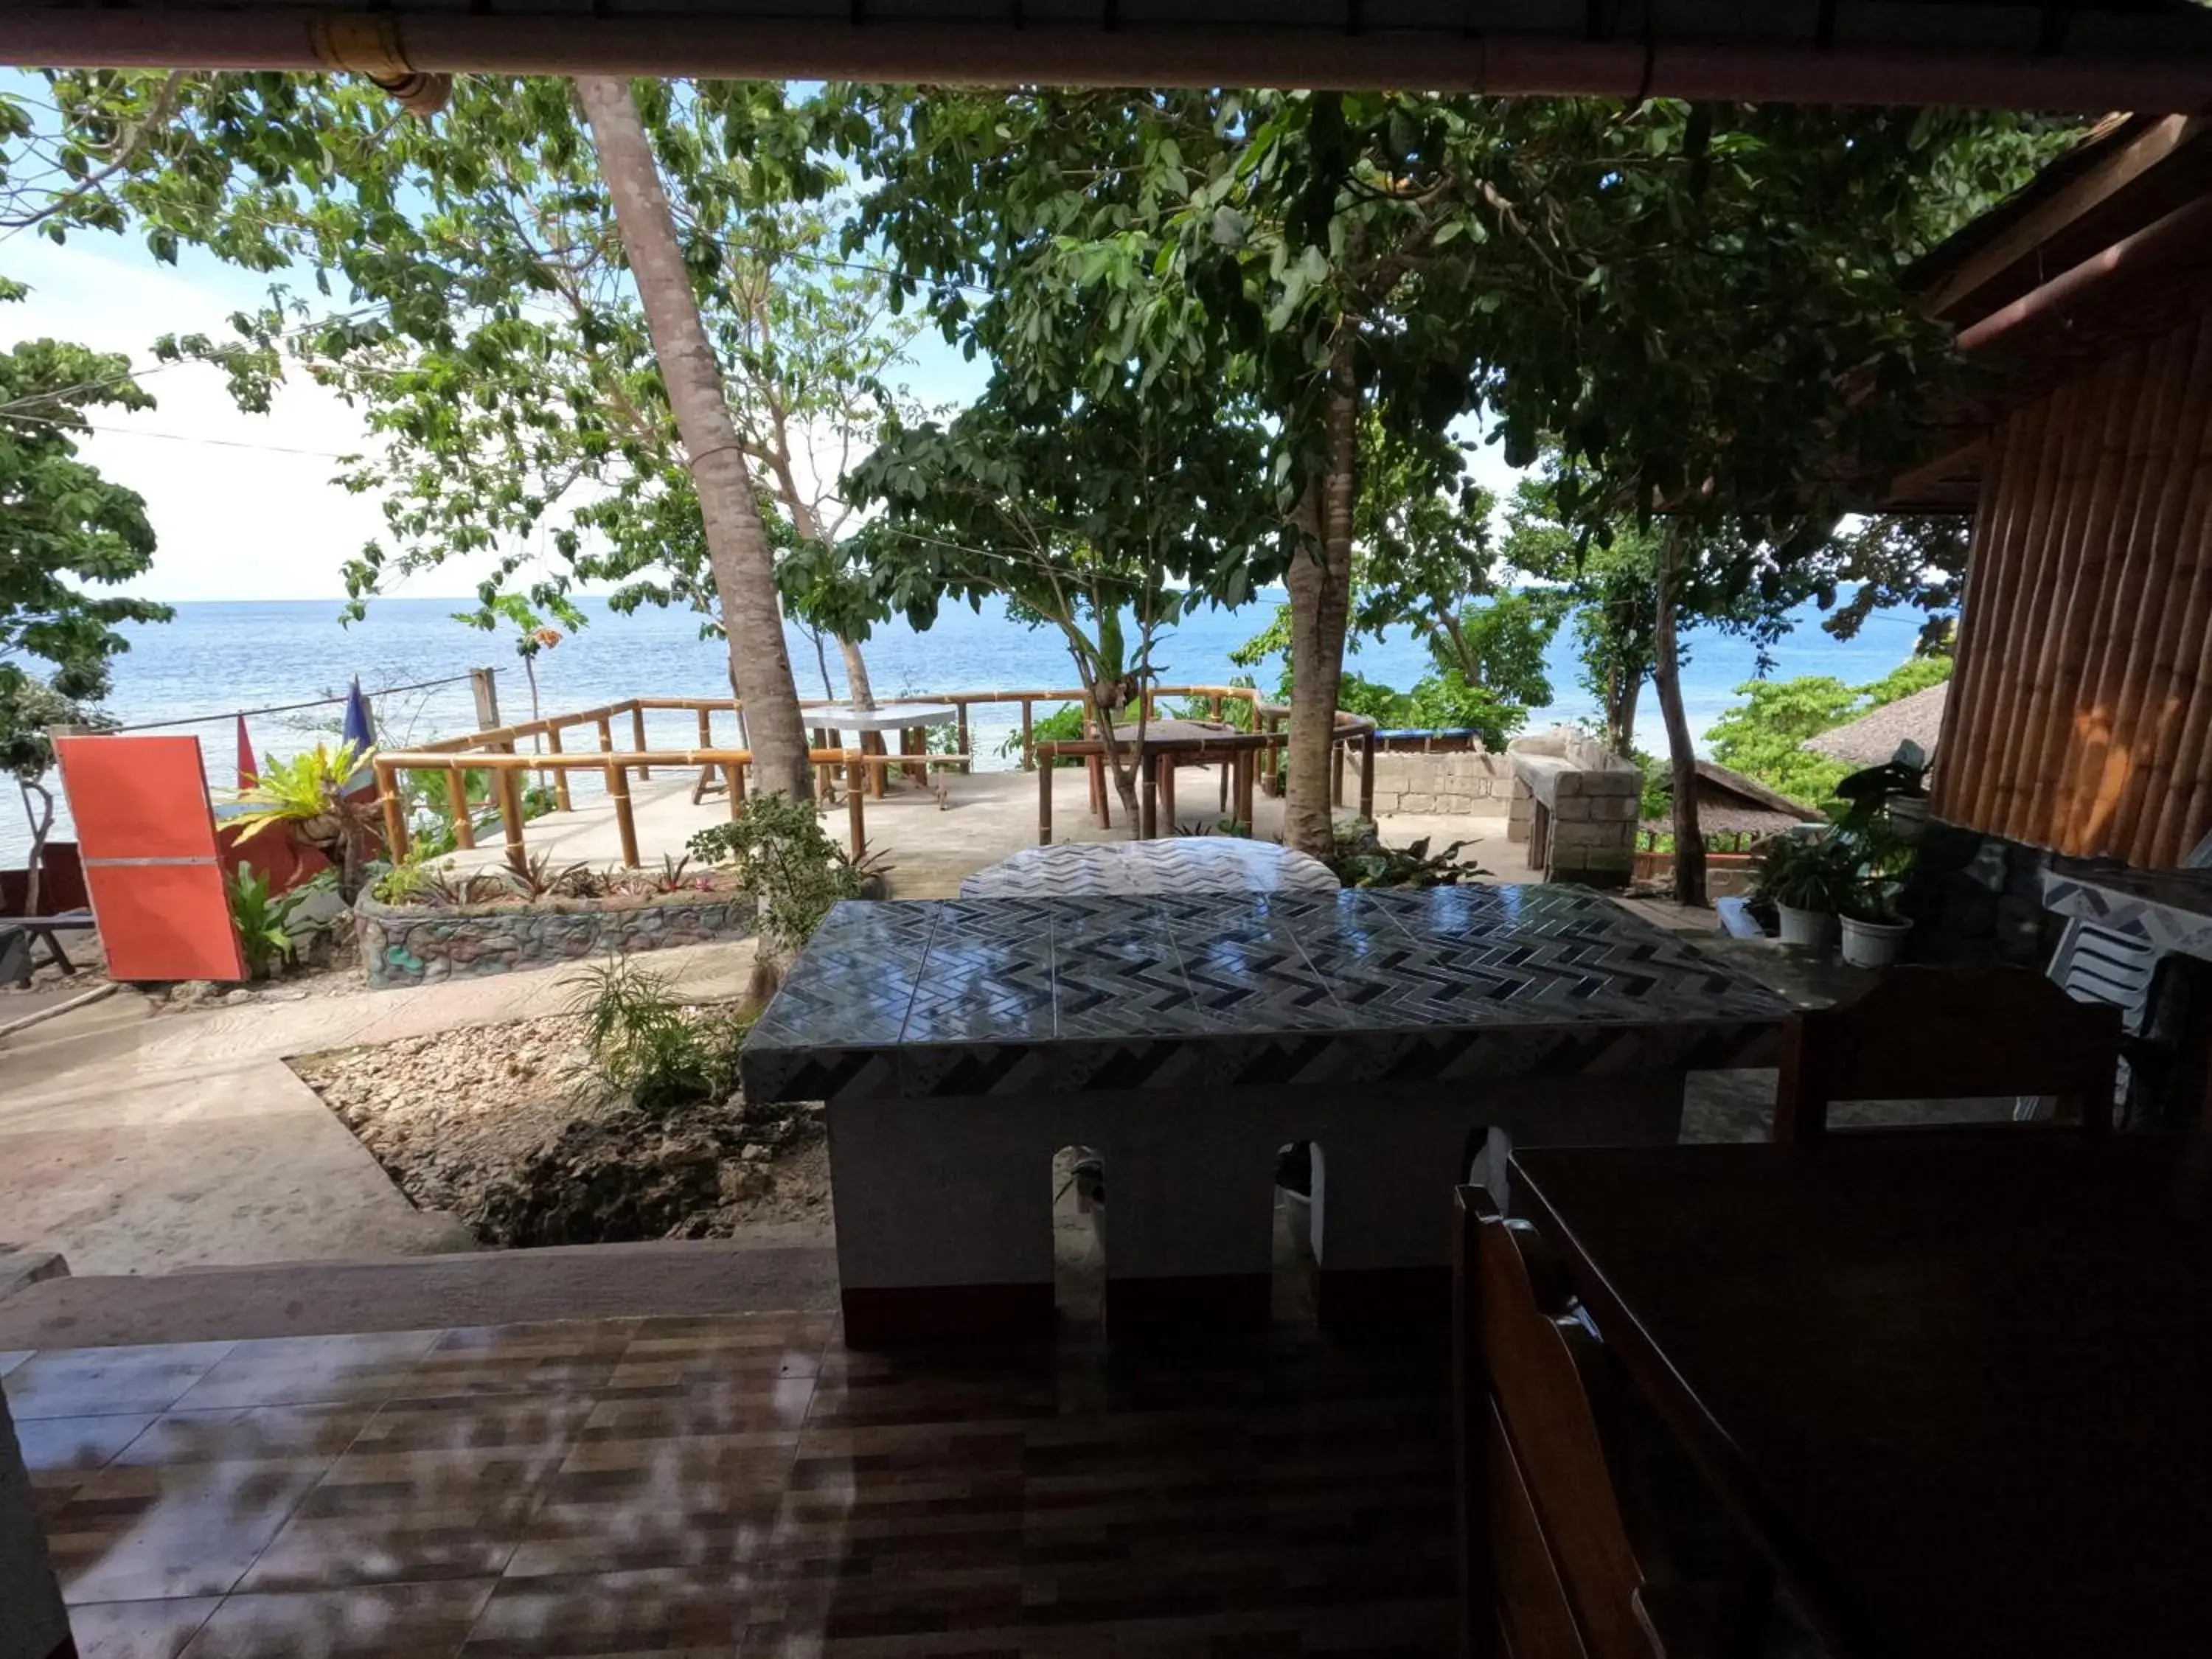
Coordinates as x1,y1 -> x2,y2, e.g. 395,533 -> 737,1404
0,940 -> 762,1281
448,762 -> 1545,894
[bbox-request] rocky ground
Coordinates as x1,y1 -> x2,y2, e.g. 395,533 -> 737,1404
291,1012 -> 830,1248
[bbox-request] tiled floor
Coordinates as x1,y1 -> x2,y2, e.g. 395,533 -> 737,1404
9,1313 -> 1457,1656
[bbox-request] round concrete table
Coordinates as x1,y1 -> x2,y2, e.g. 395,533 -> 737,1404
959,838 -> 1340,898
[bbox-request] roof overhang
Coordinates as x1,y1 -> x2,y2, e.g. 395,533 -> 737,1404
6,3 -> 2212,110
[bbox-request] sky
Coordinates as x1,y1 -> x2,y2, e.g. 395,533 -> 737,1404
0,79 -> 1529,607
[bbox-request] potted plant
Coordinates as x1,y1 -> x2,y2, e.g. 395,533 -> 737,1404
1836,741 -> 1931,842
230,740 -> 383,902
1839,883 -> 1915,967
1750,831 -> 1853,950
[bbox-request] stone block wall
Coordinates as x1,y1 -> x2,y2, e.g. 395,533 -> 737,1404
357,891 -> 757,989
1503,728 -> 1642,886
1367,751 -> 1514,818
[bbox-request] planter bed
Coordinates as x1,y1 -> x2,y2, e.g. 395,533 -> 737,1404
356,885 -> 757,988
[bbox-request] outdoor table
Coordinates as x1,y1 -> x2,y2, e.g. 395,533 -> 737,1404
1506,1135 -> 2212,1659
740,883 -> 1786,1344
958,838 -> 1340,898
807,701 -> 959,795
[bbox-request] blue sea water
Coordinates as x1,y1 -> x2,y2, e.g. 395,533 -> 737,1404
3,590 -> 1932,863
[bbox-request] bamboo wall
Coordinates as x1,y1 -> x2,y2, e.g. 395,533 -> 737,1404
1938,307 -> 2212,865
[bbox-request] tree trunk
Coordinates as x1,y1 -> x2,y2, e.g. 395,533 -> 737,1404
1282,342 -> 1359,858
1605,668 -> 1641,760
18,780 -> 52,917
837,636 -> 879,712
1653,524 -> 1707,909
576,76 -> 811,799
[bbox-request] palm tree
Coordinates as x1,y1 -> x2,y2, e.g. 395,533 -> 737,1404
573,76 -> 813,801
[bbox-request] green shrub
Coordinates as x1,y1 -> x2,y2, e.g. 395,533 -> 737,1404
225,866 -> 333,979
1322,818 -> 1486,888
564,955 -> 750,1114
689,793 -> 866,961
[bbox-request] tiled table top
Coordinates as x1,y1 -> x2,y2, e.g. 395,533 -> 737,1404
742,885 -> 1789,1102
958,838 -> 1340,899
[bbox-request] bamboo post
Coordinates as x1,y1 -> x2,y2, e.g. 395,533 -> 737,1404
442,768 -> 476,850
1360,727 -> 1377,820
1211,694 -> 1222,720
493,745 -> 528,874
595,714 -> 613,760
1158,751 -> 1178,832
377,762 -> 408,861
543,724 -> 573,812
1021,700 -> 1035,771
1237,749 -> 1256,829
846,754 -> 866,857
1140,756 -> 1158,841
1039,751 -> 1054,844
722,763 -> 744,820
630,704 -> 651,780
607,759 -> 640,869
956,703 -> 971,775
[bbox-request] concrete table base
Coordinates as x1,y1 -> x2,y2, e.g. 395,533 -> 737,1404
827,1071 -> 1686,1345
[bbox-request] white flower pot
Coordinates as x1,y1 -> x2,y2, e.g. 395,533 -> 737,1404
1776,903 -> 1838,950
1840,914 -> 1913,969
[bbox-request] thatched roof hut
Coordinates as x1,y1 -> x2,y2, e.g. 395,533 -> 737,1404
1803,681 -> 1949,769
1644,762 -> 1825,839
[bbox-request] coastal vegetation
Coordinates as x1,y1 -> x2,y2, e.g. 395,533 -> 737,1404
0,74 -> 2073,888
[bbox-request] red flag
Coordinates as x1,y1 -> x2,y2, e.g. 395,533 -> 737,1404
234,714 -> 258,789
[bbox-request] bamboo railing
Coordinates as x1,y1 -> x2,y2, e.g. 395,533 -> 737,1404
378,685 -> 1364,870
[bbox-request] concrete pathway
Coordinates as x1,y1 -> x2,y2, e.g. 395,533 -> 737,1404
0,939 -> 759,1279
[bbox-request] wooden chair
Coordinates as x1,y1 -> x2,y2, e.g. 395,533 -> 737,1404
1773,965 -> 2123,1143
1460,1184 -> 1701,1659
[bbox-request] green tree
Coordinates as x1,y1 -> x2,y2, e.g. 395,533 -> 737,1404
7,71 -> 844,799
1464,101 -> 2067,903
0,327 -> 167,905
849,372 -> 1283,824
1707,656 -> 1955,804
851,88 -> 1518,856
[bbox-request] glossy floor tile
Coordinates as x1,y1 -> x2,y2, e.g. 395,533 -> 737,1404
9,1309 -> 1457,1656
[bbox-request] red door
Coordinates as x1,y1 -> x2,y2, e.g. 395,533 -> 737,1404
54,734 -> 246,982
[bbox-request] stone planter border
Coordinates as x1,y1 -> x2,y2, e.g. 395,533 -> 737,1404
355,886 -> 757,988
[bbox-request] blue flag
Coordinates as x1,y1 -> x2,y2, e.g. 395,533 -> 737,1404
341,678 -> 377,791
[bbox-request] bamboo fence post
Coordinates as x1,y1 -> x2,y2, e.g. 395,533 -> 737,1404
630,704 -> 652,780
1211,694 -> 1222,720
595,714 -> 614,766
542,724 -> 573,812
722,763 -> 743,820
442,768 -> 475,850
846,754 -> 866,856
493,745 -> 528,874
606,758 -> 640,868
1021,700 -> 1034,771
1039,751 -> 1053,844
377,762 -> 408,860
956,703 -> 971,775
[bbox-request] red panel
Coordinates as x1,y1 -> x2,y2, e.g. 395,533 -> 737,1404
55,737 -> 222,860
53,736 -> 245,982
86,863 -> 244,982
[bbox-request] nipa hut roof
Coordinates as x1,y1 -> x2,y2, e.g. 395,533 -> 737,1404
1802,682 -> 1949,768
1641,761 -> 1825,838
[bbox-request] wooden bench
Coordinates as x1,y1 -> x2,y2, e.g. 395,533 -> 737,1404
0,911 -> 96,987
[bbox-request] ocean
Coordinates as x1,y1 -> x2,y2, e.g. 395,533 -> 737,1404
3,590 -> 1933,864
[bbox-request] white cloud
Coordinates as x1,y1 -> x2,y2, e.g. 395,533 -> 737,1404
0,237 -> 515,602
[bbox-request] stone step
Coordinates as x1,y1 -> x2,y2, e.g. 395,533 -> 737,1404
0,1234 -> 837,1352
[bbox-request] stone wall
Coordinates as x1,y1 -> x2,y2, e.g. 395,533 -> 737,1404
1503,729 -> 1642,886
1367,751 -> 1514,818
357,891 -> 757,989
1899,819 -> 2063,969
